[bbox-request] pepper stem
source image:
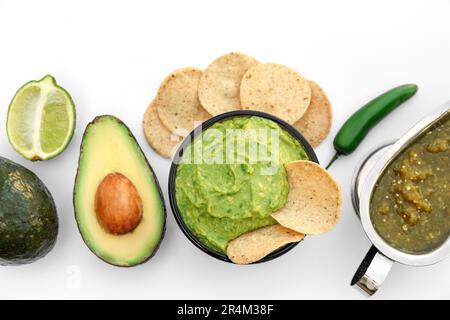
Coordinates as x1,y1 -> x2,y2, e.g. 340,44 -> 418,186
325,152 -> 340,170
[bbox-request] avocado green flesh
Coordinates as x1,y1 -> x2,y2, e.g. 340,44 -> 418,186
175,116 -> 309,253
0,157 -> 58,265
74,115 -> 165,266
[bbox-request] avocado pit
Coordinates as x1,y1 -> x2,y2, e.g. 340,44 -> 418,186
95,172 -> 143,235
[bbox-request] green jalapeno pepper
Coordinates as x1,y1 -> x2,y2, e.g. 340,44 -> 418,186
326,84 -> 418,169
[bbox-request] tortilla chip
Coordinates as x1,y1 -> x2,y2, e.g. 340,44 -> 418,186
240,63 -> 311,124
198,52 -> 259,115
226,224 -> 305,264
143,100 -> 185,158
156,68 -> 211,132
272,160 -> 342,235
293,80 -> 332,147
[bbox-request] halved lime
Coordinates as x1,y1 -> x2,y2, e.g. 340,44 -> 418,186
7,75 -> 76,161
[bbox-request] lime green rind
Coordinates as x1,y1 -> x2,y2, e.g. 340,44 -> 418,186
6,78 -> 39,159
6,75 -> 76,161
39,77 -> 76,160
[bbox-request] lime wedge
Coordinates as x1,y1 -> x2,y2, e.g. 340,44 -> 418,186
7,75 -> 76,161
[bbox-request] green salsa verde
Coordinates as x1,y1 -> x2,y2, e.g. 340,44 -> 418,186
175,116 -> 309,253
371,116 -> 450,254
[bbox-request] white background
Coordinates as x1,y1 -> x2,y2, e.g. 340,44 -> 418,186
0,0 -> 449,300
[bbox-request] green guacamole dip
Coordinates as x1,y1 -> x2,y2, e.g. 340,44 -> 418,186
175,116 -> 309,253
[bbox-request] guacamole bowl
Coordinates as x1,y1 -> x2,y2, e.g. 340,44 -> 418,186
168,110 -> 318,263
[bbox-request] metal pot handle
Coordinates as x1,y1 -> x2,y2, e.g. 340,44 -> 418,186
351,245 -> 394,296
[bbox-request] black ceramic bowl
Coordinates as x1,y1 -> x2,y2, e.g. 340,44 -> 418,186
168,110 -> 319,263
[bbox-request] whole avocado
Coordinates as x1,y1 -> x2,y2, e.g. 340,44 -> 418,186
0,157 -> 58,265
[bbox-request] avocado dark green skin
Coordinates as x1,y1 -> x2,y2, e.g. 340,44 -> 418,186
0,157 -> 58,265
73,115 -> 166,267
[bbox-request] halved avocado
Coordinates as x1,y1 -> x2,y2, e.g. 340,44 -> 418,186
74,115 -> 166,267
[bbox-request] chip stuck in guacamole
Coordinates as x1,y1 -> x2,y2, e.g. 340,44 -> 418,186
175,116 -> 309,254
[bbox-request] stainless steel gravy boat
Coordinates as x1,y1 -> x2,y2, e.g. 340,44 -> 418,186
351,104 -> 450,295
